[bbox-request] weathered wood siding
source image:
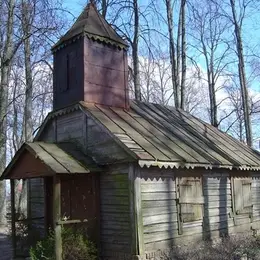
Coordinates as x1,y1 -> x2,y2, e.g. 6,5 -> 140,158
141,168 -> 178,252
56,110 -> 85,146
100,164 -> 132,259
202,175 -> 233,237
251,177 -> 260,230
38,120 -> 56,142
140,167 -> 259,258
28,178 -> 45,238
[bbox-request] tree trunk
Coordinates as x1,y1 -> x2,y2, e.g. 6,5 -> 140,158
180,0 -> 186,109
133,0 -> 141,101
0,66 -> 8,224
176,3 -> 182,96
230,0 -> 252,146
0,0 -> 15,224
17,0 -> 34,218
22,0 -> 34,143
165,0 -> 179,108
101,0 -> 107,18
210,52 -> 218,127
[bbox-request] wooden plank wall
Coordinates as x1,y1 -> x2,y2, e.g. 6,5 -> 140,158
202,175 -> 234,237
39,121 -> 56,142
56,110 -> 85,146
141,168 -> 178,252
99,164 -> 132,260
252,177 -> 260,228
28,178 -> 45,238
140,168 -> 259,258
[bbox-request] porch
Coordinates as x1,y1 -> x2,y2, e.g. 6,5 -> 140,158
1,142 -> 101,259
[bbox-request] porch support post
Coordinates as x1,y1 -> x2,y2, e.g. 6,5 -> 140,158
53,175 -> 62,260
10,179 -> 16,257
129,164 -> 144,258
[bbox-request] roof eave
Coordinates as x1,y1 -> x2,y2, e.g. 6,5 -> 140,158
138,160 -> 260,172
51,31 -> 128,53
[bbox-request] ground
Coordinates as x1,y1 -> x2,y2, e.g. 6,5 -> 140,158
0,225 -> 13,260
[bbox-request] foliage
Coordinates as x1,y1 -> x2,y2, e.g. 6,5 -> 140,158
30,227 -> 97,260
30,229 -> 55,260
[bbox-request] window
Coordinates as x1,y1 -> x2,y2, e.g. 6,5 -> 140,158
177,177 -> 204,223
60,51 -> 77,92
233,178 -> 252,215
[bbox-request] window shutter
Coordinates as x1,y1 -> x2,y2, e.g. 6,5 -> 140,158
178,178 -> 203,222
233,178 -> 252,215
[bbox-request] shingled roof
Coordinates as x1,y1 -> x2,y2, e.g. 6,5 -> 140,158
80,101 -> 260,171
1,142 -> 100,179
52,3 -> 128,51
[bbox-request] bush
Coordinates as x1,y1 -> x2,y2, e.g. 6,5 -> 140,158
161,234 -> 260,260
30,227 -> 97,260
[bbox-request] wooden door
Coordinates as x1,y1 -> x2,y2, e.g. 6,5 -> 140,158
60,174 -> 99,242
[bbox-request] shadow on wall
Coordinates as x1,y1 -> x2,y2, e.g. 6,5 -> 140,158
202,175 -> 229,241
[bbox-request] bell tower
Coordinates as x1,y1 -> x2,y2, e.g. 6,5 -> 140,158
52,3 -> 129,110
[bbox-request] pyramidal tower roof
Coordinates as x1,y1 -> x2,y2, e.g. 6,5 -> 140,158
53,3 -> 128,51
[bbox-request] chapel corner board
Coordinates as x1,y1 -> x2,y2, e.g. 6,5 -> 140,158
3,2 -> 260,260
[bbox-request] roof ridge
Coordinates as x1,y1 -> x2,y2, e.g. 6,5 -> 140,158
52,3 -> 128,51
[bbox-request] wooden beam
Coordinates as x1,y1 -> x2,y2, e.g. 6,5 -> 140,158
176,178 -> 183,235
134,166 -> 144,256
231,177 -> 237,226
57,219 -> 88,225
53,176 -> 62,260
10,179 -> 16,258
128,164 -> 136,256
129,164 -> 144,258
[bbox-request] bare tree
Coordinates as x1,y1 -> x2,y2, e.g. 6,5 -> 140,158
21,0 -> 33,143
180,0 -> 187,109
164,0 -> 187,108
0,0 -> 16,224
165,0 -> 179,107
189,0 -> 232,127
229,0 -> 252,146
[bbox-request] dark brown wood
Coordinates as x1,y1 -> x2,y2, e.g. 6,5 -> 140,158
95,171 -> 101,257
10,179 -> 16,257
7,150 -> 53,179
53,175 -> 62,260
53,40 -> 84,110
60,174 -> 99,242
53,35 -> 129,110
83,39 -> 128,109
45,177 -> 53,231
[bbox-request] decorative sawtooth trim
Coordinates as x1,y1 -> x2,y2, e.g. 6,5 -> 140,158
85,32 -> 128,50
138,160 -> 260,171
34,103 -> 81,140
52,31 -> 128,53
50,103 -> 81,118
52,34 -> 84,52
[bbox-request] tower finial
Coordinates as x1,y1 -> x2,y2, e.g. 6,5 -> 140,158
90,0 -> 97,7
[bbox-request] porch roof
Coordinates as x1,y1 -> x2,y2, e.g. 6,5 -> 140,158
1,142 -> 100,179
